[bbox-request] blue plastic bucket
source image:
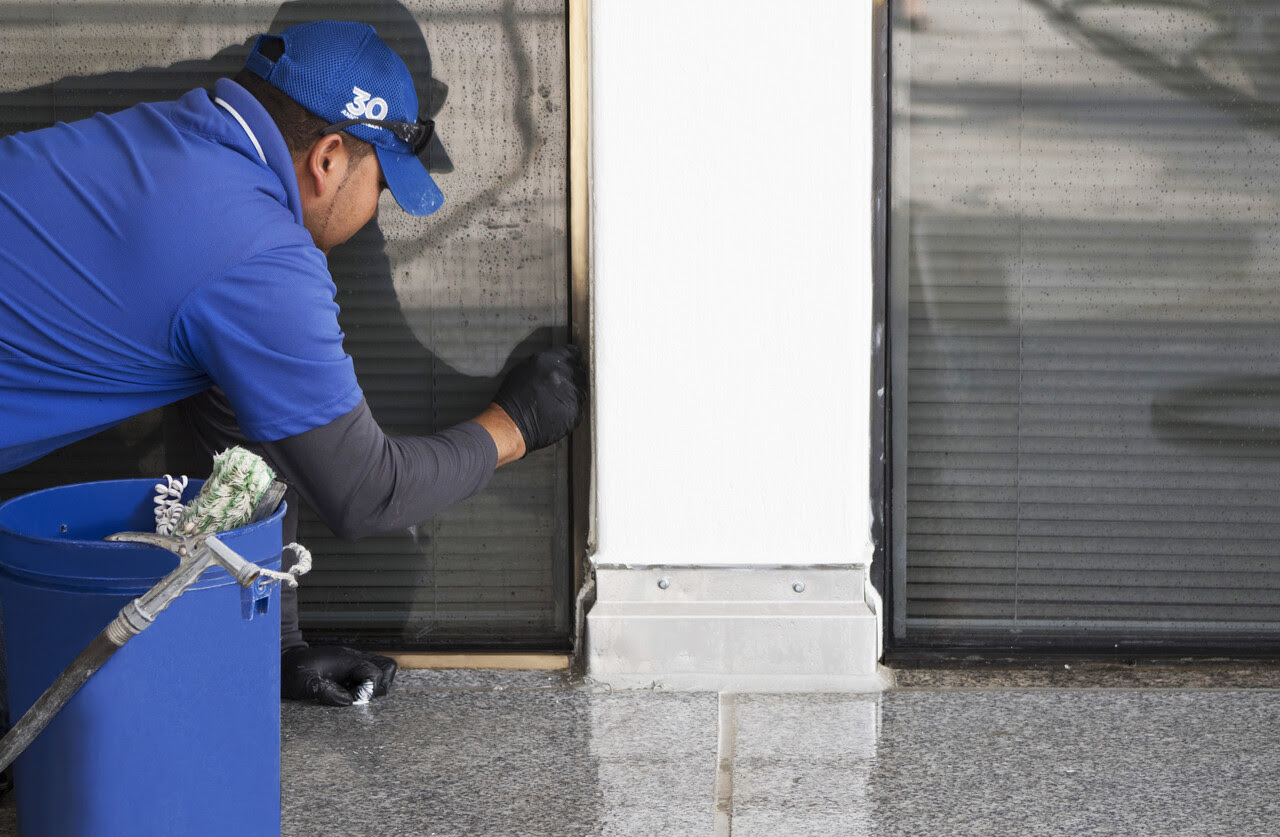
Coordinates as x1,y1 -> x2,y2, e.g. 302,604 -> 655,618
0,479 -> 283,837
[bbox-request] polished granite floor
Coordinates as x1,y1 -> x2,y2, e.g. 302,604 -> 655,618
2,665 -> 1280,835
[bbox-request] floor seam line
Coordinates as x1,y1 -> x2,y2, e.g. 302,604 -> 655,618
714,692 -> 737,837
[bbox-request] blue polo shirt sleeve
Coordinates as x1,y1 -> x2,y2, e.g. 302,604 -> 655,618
172,244 -> 363,442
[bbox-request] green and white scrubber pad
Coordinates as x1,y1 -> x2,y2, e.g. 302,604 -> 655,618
152,446 -> 311,586
171,447 -> 275,536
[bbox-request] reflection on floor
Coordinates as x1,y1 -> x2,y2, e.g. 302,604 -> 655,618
3,666 -> 1280,836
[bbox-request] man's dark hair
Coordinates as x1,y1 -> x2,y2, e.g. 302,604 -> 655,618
232,68 -> 375,166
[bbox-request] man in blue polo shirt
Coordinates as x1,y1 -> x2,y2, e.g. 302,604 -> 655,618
0,21 -> 585,705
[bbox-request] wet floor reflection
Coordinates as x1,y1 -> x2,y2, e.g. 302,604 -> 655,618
1,666 -> 1269,836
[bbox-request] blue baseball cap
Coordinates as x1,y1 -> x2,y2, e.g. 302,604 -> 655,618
245,20 -> 444,216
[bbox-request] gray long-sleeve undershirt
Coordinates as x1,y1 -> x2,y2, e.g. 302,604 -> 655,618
177,388 -> 497,649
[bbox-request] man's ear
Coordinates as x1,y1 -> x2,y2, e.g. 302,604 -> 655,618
301,133 -> 349,199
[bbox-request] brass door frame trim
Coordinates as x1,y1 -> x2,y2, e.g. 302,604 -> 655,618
384,652 -> 571,671
569,0 -> 595,665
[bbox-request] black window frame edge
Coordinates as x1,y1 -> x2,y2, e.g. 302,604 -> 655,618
869,0 -> 890,646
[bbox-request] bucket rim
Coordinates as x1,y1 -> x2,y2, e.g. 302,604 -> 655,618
0,477 -> 285,548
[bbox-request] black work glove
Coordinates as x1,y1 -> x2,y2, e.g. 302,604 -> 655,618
492,344 -> 587,455
281,646 -> 398,707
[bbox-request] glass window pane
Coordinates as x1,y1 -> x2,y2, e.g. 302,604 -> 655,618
0,1 -> 572,650
891,0 -> 1280,648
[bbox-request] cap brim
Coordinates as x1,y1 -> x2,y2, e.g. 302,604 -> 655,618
376,145 -> 444,217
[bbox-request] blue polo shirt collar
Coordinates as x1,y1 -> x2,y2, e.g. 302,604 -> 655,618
207,77 -> 304,224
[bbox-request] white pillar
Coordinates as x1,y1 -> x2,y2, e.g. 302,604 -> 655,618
587,0 -> 883,691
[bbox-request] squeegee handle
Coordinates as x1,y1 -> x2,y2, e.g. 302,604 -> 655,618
204,535 -> 261,586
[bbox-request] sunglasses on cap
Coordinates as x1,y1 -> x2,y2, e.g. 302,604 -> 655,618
321,117 -> 436,155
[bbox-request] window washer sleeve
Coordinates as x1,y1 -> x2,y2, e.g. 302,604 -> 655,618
177,391 -> 498,651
